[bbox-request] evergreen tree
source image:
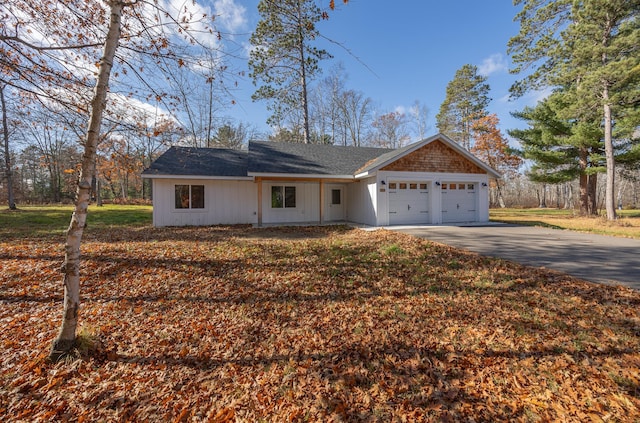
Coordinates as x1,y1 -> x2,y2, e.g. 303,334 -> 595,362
508,0 -> 640,220
435,64 -> 490,150
249,0 -> 332,144
509,92 -> 604,215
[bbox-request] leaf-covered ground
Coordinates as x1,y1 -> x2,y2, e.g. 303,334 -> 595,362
1,225 -> 639,422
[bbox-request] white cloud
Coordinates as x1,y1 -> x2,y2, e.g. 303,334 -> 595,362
109,94 -> 176,126
478,53 -> 508,77
214,0 -> 247,32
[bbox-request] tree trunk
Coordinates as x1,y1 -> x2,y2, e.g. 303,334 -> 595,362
50,1 -> 123,361
296,1 -> 310,144
588,173 -> 598,215
578,148 -> 589,215
1,84 -> 16,210
538,184 -> 547,208
603,98 -> 616,220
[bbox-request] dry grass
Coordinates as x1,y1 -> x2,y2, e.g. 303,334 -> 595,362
491,208 -> 640,239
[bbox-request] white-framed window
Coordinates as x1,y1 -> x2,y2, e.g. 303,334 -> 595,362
175,184 -> 204,209
271,185 -> 296,208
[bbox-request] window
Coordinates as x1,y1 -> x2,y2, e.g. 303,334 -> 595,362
467,184 -> 475,190
331,189 -> 341,205
409,183 -> 417,189
419,183 -> 427,190
399,183 -> 407,189
175,185 -> 204,209
388,183 -> 397,189
271,186 -> 296,208
441,183 -> 448,190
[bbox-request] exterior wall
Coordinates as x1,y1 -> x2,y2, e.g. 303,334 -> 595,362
151,178 -> 257,227
381,140 -> 486,174
346,176 -> 378,226
262,181 -> 320,224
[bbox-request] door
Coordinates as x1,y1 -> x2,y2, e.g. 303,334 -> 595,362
326,186 -> 345,221
441,182 -> 477,223
388,182 -> 430,225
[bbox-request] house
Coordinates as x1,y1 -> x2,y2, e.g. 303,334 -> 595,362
141,133 -> 501,227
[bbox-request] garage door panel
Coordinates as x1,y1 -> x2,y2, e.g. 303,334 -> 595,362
442,182 -> 477,223
389,181 -> 430,225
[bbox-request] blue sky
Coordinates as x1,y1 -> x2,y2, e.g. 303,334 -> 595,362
219,0 -> 543,141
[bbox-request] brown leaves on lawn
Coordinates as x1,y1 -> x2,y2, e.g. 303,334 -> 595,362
1,225 -> 639,421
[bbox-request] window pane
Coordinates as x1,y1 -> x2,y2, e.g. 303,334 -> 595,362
191,185 -> 204,208
399,183 -> 407,189
271,186 -> 283,208
459,184 -> 465,190
175,185 -> 190,209
285,186 -> 296,208
441,183 -> 447,190
409,183 -> 417,189
419,183 -> 427,190
467,184 -> 475,190
331,189 -> 341,205
389,183 -> 397,189
450,184 -> 457,190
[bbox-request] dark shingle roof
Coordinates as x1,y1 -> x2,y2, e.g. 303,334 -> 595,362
143,135 -> 500,179
247,141 -> 392,175
142,146 -> 248,177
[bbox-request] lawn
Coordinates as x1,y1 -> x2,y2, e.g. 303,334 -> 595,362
0,204 -> 152,239
0,208 -> 639,421
491,208 -> 640,239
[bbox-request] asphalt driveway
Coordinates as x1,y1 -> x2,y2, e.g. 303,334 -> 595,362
391,223 -> 640,291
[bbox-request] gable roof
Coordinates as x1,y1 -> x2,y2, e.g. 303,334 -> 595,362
248,141 -> 392,176
142,146 -> 248,178
355,134 -> 502,179
142,134 -> 501,180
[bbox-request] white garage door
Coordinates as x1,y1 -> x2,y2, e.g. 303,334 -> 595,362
388,182 -> 430,225
442,182 -> 477,223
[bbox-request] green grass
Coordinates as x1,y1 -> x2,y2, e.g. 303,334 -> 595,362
0,204 -> 152,239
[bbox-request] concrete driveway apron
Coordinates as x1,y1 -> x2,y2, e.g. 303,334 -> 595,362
392,224 -> 640,291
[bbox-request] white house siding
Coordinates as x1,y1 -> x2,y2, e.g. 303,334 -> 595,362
376,171 -> 491,225
346,177 -> 378,226
261,181 -> 320,224
151,179 -> 257,227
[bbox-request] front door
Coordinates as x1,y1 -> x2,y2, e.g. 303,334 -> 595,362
326,186 -> 345,221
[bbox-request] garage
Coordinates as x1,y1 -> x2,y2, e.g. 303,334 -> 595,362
388,181 -> 430,225
441,182 -> 477,223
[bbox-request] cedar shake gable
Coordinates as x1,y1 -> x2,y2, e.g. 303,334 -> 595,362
356,134 -> 501,178
380,140 -> 486,174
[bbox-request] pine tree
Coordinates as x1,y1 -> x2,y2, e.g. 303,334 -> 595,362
249,0 -> 332,143
436,64 -> 490,150
509,92 -> 603,215
508,0 -> 640,220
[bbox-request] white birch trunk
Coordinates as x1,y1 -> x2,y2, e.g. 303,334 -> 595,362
50,1 -> 123,361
